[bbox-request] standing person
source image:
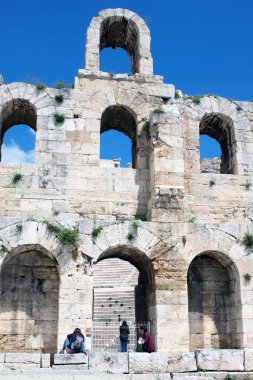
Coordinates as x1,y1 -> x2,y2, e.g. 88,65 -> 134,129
140,326 -> 155,353
119,320 -> 130,352
60,328 -> 86,354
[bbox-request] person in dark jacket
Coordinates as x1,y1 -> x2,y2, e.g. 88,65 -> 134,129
119,321 -> 130,352
60,328 -> 86,354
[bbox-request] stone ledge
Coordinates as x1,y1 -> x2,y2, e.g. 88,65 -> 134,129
168,352 -> 197,372
196,349 -> 244,371
4,353 -> 41,364
88,352 -> 128,373
129,352 -> 168,374
54,353 -> 88,364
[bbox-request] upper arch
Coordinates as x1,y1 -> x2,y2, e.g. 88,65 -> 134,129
85,8 -> 153,75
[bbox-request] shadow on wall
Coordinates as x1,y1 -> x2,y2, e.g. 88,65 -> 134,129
0,247 -> 59,353
187,251 -> 243,350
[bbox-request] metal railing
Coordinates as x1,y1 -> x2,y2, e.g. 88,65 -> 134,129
91,321 -> 150,352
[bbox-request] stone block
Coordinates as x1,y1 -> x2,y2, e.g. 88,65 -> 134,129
4,353 -> 41,364
244,349 -> 253,371
52,364 -> 88,370
54,353 -> 88,365
88,352 -> 128,373
129,352 -> 168,374
196,349 -> 244,371
2,363 -> 40,370
168,352 -> 197,372
41,353 -> 51,368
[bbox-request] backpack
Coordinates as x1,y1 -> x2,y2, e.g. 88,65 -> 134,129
70,333 -> 84,352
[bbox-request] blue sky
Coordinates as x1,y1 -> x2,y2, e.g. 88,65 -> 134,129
0,0 -> 252,165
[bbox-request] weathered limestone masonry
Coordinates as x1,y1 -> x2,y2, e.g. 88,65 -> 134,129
0,7 -> 253,372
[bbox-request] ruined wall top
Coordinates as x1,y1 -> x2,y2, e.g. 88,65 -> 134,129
84,8 -> 153,76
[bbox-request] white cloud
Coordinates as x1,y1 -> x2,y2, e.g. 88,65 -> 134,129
1,140 -> 34,163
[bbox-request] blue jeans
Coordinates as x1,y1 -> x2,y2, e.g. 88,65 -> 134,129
120,338 -> 128,352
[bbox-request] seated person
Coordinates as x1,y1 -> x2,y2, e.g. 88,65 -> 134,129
60,328 -> 86,354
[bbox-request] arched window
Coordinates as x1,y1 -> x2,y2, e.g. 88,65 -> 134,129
0,99 -> 36,163
100,105 -> 137,168
99,17 -> 138,74
187,252 -> 242,350
85,9 -> 153,76
199,113 -> 235,174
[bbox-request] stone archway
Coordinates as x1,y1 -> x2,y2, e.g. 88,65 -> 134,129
0,245 -> 59,353
92,245 -> 156,350
187,251 -> 242,350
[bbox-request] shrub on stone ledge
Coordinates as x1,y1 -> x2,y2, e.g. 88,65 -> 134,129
43,220 -> 80,247
53,113 -> 65,124
12,173 -> 23,185
153,107 -> 164,114
54,95 -> 64,104
36,82 -> 46,91
242,233 -> 253,249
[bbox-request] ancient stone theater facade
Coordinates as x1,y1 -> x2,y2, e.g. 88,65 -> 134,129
0,8 -> 253,356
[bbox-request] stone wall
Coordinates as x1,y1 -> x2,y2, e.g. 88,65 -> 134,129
0,7 -> 253,358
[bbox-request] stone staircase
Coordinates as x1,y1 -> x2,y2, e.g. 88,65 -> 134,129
93,259 -> 139,350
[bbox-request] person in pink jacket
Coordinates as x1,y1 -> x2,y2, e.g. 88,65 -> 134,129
140,326 -> 155,353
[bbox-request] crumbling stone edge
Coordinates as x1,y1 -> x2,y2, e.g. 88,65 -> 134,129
1,349 -> 253,374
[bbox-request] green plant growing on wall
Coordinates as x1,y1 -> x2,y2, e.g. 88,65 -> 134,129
191,95 -> 202,104
0,246 -> 8,254
245,181 -> 251,190
36,82 -> 46,91
242,233 -> 253,249
53,80 -> 66,89
131,220 -> 140,232
225,375 -> 237,380
188,216 -> 197,223
58,227 -> 80,246
91,225 -> 103,239
153,107 -> 164,114
44,220 -> 80,247
209,180 -> 215,187
54,95 -> 64,104
244,273 -> 252,283
175,90 -> 180,99
126,219 -> 140,241
142,121 -> 150,133
127,232 -> 134,241
16,224 -> 23,233
12,173 -> 23,185
53,113 -> 65,124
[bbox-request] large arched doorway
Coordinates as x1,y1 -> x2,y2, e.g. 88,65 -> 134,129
187,251 -> 242,350
92,246 -> 155,351
0,246 -> 59,353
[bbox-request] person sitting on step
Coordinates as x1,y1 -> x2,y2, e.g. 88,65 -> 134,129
60,328 -> 86,354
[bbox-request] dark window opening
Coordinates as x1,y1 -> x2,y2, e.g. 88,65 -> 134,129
199,113 -> 235,174
100,105 -> 137,168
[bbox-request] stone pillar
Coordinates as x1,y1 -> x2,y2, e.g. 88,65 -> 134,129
147,109 -> 185,222
57,271 -> 93,351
